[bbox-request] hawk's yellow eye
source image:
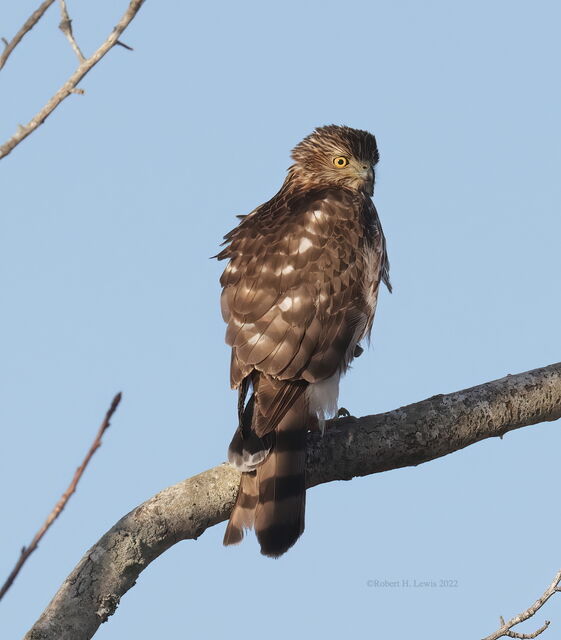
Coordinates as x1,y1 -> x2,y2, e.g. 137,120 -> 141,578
333,156 -> 349,168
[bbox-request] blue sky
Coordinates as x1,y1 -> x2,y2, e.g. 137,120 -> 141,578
1,1 -> 560,638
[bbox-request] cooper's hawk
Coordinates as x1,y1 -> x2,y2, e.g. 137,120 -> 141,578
216,125 -> 391,557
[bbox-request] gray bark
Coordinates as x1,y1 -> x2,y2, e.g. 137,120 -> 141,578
25,363 -> 561,639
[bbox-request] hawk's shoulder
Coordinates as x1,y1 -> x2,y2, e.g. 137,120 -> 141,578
215,186 -> 361,264
362,198 -> 391,294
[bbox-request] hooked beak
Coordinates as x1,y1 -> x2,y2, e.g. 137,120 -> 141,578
359,165 -> 374,195
360,165 -> 374,183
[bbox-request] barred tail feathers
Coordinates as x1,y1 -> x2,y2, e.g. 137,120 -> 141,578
223,471 -> 258,546
223,374 -> 308,557
254,394 -> 307,557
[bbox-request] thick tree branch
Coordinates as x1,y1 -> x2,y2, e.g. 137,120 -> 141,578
0,0 -> 56,72
0,393 -> 122,602
25,363 -> 561,640
0,0 -> 146,161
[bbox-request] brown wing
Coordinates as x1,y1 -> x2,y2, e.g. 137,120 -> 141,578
217,186 -> 387,389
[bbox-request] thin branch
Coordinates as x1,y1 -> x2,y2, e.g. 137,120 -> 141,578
483,570 -> 561,640
0,0 -> 56,72
499,617 -> 550,639
24,362 -> 561,640
0,0 -> 146,161
0,393 -> 122,602
58,0 -> 85,63
115,40 -> 133,51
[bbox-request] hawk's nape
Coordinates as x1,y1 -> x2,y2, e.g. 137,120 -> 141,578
217,125 -> 391,557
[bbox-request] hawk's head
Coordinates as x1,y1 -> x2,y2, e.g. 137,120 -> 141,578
290,125 -> 379,196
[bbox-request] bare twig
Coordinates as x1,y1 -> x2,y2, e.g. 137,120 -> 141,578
115,40 -> 133,51
483,570 -> 561,640
24,362 -> 561,640
58,0 -> 85,63
0,0 -> 146,161
0,393 -> 122,602
0,0 -> 56,72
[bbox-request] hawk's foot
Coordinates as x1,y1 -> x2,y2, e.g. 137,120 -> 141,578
336,407 -> 351,418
